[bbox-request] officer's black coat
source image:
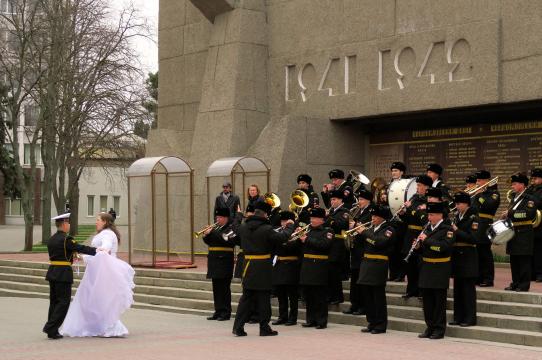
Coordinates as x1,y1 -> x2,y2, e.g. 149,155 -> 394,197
400,194 -> 427,254
203,223 -> 236,279
350,205 -> 373,270
526,184 -> 542,241
326,205 -> 350,263
507,192 -> 537,256
418,222 -> 455,289
451,207 -> 478,278
298,225 -> 333,286
321,181 -> 355,209
298,186 -> 320,225
357,222 -> 395,286
272,231 -> 301,286
471,185 -> 500,245
237,216 -> 294,290
45,231 -> 96,283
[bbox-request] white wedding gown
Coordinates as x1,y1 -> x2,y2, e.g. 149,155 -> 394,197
60,229 -> 135,337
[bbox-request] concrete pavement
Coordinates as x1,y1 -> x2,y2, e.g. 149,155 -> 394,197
1,297 -> 542,360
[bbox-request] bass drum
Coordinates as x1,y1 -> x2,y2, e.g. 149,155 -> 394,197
387,178 -> 417,214
487,219 -> 514,245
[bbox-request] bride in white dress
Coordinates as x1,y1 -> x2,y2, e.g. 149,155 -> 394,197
60,212 -> 135,337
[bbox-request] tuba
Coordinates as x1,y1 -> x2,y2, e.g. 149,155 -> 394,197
264,192 -> 281,210
370,177 -> 387,203
289,190 -> 309,217
349,170 -> 371,193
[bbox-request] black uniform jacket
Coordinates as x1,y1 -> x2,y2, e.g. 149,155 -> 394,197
272,229 -> 301,286
203,222 -> 237,279
298,225 -> 333,286
45,231 -> 96,284
418,222 -> 455,289
507,192 -> 537,256
350,205 -> 373,270
321,181 -> 355,209
400,194 -> 427,254
526,184 -> 542,240
357,222 -> 395,286
238,216 -> 294,290
452,207 -> 478,278
471,185 -> 500,245
326,205 -> 349,263
298,186 -> 320,225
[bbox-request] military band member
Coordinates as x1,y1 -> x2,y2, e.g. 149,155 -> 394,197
426,187 -> 450,221
527,168 -> 542,282
504,173 -> 537,292
449,192 -> 478,327
296,174 -> 320,224
272,211 -> 301,326
416,202 -> 455,340
343,189 -> 373,315
203,207 -> 237,321
389,162 -> 408,282
321,169 -> 355,209
400,175 -> 431,298
465,174 -> 477,191
325,190 -> 350,305
232,202 -> 295,337
358,205 -> 395,334
390,161 -> 407,182
471,170 -> 500,287
298,208 -> 333,329
426,163 -> 452,203
43,213 -> 97,340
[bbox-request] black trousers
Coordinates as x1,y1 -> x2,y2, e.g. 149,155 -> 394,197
304,285 -> 328,326
328,262 -> 344,303
361,284 -> 387,331
212,278 -> 232,318
477,244 -> 495,284
348,269 -> 364,312
233,288 -> 272,331
389,249 -> 404,280
510,255 -> 532,291
275,284 -> 299,322
452,277 -> 477,325
405,254 -> 420,296
42,281 -> 71,336
421,288 -> 447,337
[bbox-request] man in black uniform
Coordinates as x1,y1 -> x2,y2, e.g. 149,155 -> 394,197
400,175 -> 431,298
42,213 -> 97,339
296,174 -> 320,225
325,190 -> 350,305
390,161 -> 407,182
426,163 -> 452,203
465,174 -> 477,192
416,202 -> 455,340
358,205 -> 395,334
527,168 -> 542,282
449,192 -> 478,327
505,173 -> 537,292
272,211 -> 301,326
321,169 -> 355,209
471,170 -> 500,287
343,189 -> 373,315
232,202 -> 294,337
203,207 -> 237,321
298,208 -> 333,329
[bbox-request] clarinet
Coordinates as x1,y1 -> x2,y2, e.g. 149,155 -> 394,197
404,222 -> 431,262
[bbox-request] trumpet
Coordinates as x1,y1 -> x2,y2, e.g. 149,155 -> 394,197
289,224 -> 310,242
193,222 -> 219,238
343,221 -> 372,239
466,176 -> 499,195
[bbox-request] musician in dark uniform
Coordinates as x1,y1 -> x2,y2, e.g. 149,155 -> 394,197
426,163 -> 452,203
465,174 -> 477,192
426,187 -> 450,221
390,161 -> 406,182
527,168 -> 542,282
343,189 -> 373,315
471,170 -> 500,287
400,175 -> 431,298
272,211 -> 301,326
321,169 -> 355,209
504,173 -> 537,292
296,174 -> 320,224
325,189 -> 350,305
232,202 -> 294,336
298,208 -> 333,329
358,205 -> 395,334
203,207 -> 237,321
416,202 -> 455,340
42,213 -> 97,339
449,192 -> 478,327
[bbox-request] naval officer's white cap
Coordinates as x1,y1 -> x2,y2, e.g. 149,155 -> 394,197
51,213 -> 71,221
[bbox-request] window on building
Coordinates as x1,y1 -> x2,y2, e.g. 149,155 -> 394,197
87,195 -> 94,217
0,0 -> 15,13
100,195 -> 107,212
23,144 -> 42,165
3,143 -> 13,157
113,196 -> 120,217
24,105 -> 39,126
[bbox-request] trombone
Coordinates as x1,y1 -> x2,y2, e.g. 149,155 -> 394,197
289,224 -> 310,242
193,222 -> 219,238
465,176 -> 499,195
289,190 -> 309,217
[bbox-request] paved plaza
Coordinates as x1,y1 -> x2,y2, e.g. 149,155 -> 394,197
1,297 -> 541,360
